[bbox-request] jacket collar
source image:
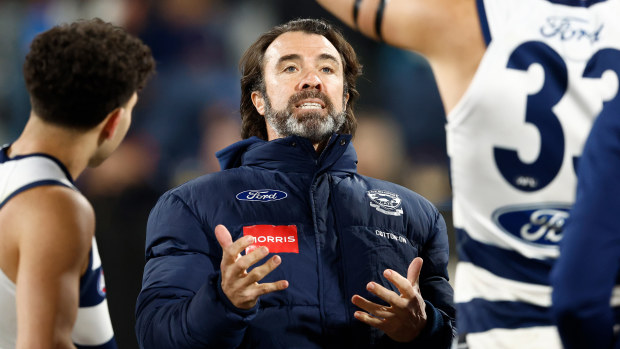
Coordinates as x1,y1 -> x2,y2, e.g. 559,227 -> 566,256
216,134 -> 357,175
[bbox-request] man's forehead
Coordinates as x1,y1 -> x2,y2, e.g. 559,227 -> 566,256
264,31 -> 341,64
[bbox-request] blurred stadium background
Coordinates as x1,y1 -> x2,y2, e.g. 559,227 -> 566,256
0,1 -> 453,347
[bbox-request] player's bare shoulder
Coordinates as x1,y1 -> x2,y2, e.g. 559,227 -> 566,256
24,185 -> 93,248
0,185 -> 93,281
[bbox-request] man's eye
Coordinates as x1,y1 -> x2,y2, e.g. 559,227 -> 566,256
284,66 -> 297,72
321,67 -> 334,73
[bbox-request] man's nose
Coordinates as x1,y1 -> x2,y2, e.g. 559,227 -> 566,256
297,71 -> 322,91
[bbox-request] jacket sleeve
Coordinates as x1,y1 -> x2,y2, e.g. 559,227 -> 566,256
410,208 -> 455,348
550,106 -> 620,349
135,191 -> 257,348
375,207 -> 455,348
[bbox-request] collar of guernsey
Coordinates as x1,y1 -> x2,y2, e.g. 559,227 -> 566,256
545,0 -> 608,7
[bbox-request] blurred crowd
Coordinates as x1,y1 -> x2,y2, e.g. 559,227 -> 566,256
0,0 -> 451,347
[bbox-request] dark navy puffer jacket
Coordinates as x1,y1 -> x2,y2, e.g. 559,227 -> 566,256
135,134 -> 455,348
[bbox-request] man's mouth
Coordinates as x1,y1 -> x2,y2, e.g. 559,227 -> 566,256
294,96 -> 326,110
297,102 -> 323,110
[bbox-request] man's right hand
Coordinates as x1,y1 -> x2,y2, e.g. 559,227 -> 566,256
214,224 -> 289,309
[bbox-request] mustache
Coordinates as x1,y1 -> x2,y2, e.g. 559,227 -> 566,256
287,90 -> 333,109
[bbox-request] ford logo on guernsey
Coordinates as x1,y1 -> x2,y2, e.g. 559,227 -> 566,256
236,189 -> 288,202
492,204 -> 571,247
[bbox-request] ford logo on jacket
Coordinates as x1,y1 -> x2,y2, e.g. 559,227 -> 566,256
236,189 -> 288,202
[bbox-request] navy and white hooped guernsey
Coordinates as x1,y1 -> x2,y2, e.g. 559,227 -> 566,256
447,0 -> 620,347
0,145 -> 116,348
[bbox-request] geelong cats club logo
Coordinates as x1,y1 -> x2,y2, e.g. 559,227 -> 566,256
367,190 -> 403,216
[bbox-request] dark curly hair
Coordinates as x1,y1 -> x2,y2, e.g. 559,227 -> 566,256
23,18 -> 156,130
239,18 -> 362,140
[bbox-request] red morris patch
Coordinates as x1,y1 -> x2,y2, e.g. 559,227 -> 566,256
243,225 -> 299,254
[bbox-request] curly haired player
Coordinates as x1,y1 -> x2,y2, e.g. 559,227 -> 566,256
0,18 -> 155,348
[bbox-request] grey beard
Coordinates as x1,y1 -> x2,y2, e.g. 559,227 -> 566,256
263,91 -> 346,144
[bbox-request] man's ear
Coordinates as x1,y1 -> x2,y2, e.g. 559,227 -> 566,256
344,92 -> 349,109
100,108 -> 124,141
251,91 -> 266,116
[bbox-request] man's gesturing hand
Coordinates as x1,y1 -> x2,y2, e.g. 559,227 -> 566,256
214,224 -> 289,309
351,257 -> 427,342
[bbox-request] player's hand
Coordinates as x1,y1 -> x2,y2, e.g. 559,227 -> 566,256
351,257 -> 427,342
214,224 -> 289,309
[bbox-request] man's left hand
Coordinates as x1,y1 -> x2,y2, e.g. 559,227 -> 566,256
351,257 -> 427,342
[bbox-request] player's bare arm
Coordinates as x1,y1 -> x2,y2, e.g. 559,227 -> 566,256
214,224 -> 289,309
7,186 -> 93,349
352,257 -> 427,342
316,0 -> 485,112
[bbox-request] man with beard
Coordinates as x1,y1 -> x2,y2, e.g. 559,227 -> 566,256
135,18 -> 454,348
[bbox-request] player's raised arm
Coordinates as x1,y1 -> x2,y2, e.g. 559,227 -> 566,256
317,0 -> 478,57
